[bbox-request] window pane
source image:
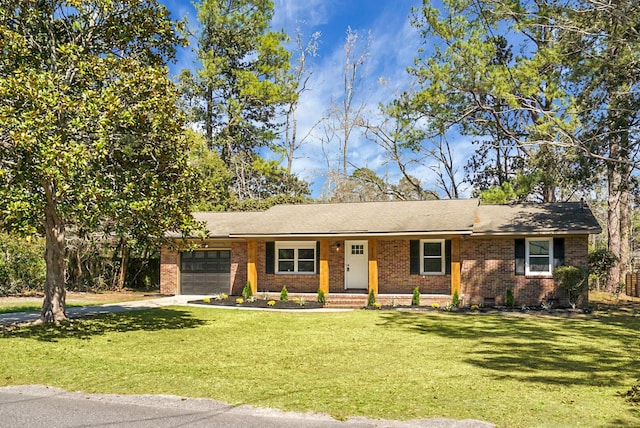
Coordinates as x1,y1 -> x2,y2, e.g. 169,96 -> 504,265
423,258 -> 442,273
298,261 -> 315,272
423,242 -> 441,257
278,261 -> 295,272
298,248 -> 315,260
219,251 -> 230,259
529,256 -> 550,272
278,248 -> 294,259
194,252 -> 205,259
529,240 -> 549,256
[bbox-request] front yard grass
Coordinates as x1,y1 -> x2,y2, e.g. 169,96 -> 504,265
1,307 -> 640,427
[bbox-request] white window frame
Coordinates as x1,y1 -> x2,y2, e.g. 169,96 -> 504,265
420,239 -> 445,275
275,241 -> 316,274
525,237 -> 554,276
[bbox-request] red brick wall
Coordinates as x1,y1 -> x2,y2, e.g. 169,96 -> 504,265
377,240 -> 450,294
461,236 -> 589,306
230,241 -> 247,295
159,246 -> 178,295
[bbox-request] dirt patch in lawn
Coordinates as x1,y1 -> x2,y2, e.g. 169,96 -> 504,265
188,296 -> 324,310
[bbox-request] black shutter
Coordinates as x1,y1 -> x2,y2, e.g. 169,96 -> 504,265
316,241 -> 320,274
515,239 -> 525,276
410,240 -> 420,275
553,238 -> 565,269
266,242 -> 275,274
445,240 -> 452,275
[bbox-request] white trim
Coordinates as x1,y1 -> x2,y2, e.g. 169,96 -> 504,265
275,241 -> 316,274
420,239 -> 445,275
525,237 -> 554,276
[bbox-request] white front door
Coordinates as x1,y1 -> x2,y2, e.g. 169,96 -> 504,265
345,240 -> 368,290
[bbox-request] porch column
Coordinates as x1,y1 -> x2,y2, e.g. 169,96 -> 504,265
319,239 -> 329,294
247,240 -> 258,294
451,237 -> 461,296
368,238 -> 378,295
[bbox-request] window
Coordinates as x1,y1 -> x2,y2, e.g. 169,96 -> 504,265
181,250 -> 231,273
275,242 -> 316,274
525,238 -> 553,276
420,239 -> 445,275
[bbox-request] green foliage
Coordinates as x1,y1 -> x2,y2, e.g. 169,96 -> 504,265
505,289 -> 515,307
279,285 -> 288,302
0,233 -> 45,296
0,0 -> 204,320
451,290 -> 460,308
588,248 -> 618,289
553,266 -> 588,307
317,288 -> 326,304
411,287 -> 420,306
242,282 -> 253,299
368,289 -> 376,307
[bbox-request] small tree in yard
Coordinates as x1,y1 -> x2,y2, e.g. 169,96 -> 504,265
553,266 -> 589,308
588,248 -> 618,291
367,289 -> 376,306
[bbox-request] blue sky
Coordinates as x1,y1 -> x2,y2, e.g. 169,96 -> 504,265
158,0 -> 472,198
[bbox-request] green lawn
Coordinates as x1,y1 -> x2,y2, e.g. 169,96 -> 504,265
1,307 -> 640,427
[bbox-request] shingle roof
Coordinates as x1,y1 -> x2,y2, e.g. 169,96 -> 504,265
232,199 -> 480,237
474,202 -> 602,235
184,199 -> 601,238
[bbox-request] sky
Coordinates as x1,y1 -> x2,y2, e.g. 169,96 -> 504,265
158,0 -> 472,198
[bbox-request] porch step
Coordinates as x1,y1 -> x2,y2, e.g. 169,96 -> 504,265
281,293 -> 452,309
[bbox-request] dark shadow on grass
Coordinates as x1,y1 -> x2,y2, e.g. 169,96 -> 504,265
378,311 -> 640,389
0,308 -> 207,342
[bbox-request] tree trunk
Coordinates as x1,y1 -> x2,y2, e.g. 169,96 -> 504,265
115,238 -> 129,291
606,161 -> 622,293
40,182 -> 67,322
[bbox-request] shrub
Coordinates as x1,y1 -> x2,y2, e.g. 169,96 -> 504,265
280,286 -> 288,301
411,286 -> 420,306
0,233 -> 46,296
367,289 -> 376,306
470,304 -> 479,311
242,282 -> 253,299
373,302 -> 381,309
317,288 -> 326,304
235,297 -> 244,304
553,265 -> 588,308
431,302 -> 440,309
451,290 -> 460,308
505,289 -> 515,307
588,248 -> 617,291
267,300 -> 276,306
202,297 -> 211,303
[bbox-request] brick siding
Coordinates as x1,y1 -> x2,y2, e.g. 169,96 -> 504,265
159,246 -> 178,295
377,240 -> 450,294
159,235 -> 590,307
461,236 -> 589,307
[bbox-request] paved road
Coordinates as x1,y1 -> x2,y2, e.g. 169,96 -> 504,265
0,386 -> 494,428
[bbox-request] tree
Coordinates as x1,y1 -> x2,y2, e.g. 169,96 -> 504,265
178,0 -> 292,194
408,0 -> 640,289
0,0 -> 202,322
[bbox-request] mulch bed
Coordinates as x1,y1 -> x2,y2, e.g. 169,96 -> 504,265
188,296 -> 325,310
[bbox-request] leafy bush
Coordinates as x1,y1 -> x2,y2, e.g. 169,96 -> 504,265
280,285 -> 288,301
588,248 -> 617,291
242,282 -> 253,299
317,288 -> 326,304
367,289 -> 376,306
505,289 -> 515,307
0,233 -> 46,296
411,286 -> 420,306
553,265 -> 588,308
451,290 -> 460,308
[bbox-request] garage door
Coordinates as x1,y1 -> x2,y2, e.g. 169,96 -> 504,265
180,250 -> 231,295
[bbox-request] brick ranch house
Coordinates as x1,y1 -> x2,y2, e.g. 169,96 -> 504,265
160,199 -> 601,307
